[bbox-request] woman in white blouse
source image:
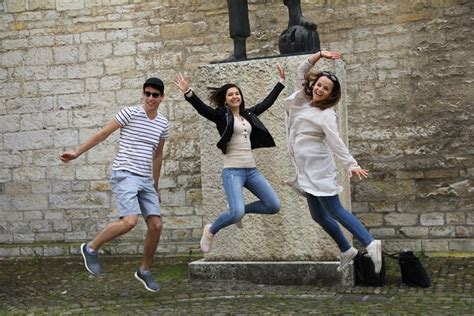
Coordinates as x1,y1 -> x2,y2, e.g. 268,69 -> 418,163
285,51 -> 382,274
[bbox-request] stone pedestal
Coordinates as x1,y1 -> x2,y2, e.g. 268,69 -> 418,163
188,55 -> 353,286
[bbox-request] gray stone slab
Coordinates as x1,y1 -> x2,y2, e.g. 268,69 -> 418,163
188,259 -> 354,287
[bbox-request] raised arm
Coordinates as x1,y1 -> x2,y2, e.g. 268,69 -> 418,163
297,51 -> 342,86
250,64 -> 286,116
174,72 -> 218,122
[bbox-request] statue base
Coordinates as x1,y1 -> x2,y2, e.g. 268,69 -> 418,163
187,56 -> 352,286
189,259 -> 354,287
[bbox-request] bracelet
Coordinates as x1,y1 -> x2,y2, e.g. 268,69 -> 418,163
184,88 -> 192,95
320,50 -> 323,58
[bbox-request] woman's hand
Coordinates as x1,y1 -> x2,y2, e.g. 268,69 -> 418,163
320,51 -> 342,60
349,167 -> 369,180
174,73 -> 190,93
276,64 -> 285,81
308,50 -> 342,64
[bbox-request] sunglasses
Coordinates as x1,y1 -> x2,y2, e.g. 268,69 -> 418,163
320,71 -> 338,82
144,91 -> 162,98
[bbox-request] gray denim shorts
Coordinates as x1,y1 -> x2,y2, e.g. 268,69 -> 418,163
110,170 -> 161,218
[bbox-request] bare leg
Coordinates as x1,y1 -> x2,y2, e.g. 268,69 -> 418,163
89,215 -> 138,251
140,215 -> 162,271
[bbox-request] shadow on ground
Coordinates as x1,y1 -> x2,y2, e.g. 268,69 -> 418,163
0,254 -> 472,314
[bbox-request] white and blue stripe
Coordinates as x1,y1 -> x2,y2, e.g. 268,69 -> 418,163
112,106 -> 169,176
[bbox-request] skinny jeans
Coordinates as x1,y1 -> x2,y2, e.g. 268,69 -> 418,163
210,168 -> 280,234
306,194 -> 373,252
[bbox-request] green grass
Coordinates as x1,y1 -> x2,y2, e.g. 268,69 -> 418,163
157,263 -> 188,281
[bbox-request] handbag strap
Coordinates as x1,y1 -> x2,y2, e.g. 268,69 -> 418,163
383,251 -> 400,260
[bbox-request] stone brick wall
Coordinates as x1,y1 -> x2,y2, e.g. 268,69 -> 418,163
0,0 -> 472,256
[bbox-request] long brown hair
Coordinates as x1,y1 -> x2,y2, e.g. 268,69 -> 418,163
303,71 -> 341,110
208,84 -> 246,111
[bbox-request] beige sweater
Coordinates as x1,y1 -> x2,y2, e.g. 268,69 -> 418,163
223,116 -> 256,168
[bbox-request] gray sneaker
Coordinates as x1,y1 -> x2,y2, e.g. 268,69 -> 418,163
135,270 -> 160,292
80,242 -> 100,275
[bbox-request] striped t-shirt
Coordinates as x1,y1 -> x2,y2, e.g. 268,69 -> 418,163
112,106 -> 169,176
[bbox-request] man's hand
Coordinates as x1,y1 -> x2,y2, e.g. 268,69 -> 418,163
60,151 -> 79,163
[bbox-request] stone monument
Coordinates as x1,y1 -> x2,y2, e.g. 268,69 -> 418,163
279,0 -> 321,55
188,55 -> 353,286
221,0 -> 320,62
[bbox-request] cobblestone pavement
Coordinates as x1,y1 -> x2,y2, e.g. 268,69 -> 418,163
0,253 -> 472,315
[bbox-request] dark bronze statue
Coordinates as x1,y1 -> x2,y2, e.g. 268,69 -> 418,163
222,0 -> 320,62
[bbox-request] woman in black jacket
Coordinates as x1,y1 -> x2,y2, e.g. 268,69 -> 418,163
174,65 -> 285,253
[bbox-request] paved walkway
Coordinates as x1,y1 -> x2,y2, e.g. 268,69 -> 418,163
0,254 -> 472,315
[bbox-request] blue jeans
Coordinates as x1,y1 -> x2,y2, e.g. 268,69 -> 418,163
210,168 -> 280,234
306,194 -> 373,252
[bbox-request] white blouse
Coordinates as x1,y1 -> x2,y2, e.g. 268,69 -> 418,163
285,60 -> 358,196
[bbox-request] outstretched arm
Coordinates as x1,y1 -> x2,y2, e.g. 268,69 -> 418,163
59,119 -> 121,163
321,112 -> 368,179
251,64 -> 286,116
174,73 -> 218,122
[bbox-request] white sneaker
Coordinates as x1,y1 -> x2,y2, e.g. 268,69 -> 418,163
200,224 -> 214,253
366,240 -> 382,274
235,219 -> 243,229
337,247 -> 358,272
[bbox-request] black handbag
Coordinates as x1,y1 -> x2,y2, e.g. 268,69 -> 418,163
353,251 -> 385,287
385,251 -> 431,288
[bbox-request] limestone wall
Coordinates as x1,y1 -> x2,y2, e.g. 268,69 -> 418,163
0,0 -> 472,256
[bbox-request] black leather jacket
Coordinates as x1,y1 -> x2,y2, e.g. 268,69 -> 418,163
185,82 -> 285,154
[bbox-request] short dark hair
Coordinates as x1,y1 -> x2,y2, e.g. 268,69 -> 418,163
208,83 -> 246,111
303,71 -> 341,110
143,77 -> 164,94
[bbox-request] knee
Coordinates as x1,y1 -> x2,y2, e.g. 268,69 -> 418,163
122,217 -> 138,232
144,215 -> 162,234
268,199 -> 281,214
308,209 -> 324,223
310,213 -> 322,223
148,219 -> 162,234
229,207 -> 245,221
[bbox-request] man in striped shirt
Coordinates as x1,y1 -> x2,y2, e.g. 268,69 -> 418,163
60,77 -> 169,292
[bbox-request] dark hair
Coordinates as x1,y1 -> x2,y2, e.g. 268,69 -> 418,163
303,71 -> 341,110
208,83 -> 245,111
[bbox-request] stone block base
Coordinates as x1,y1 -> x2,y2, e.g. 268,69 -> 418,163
189,259 -> 354,287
